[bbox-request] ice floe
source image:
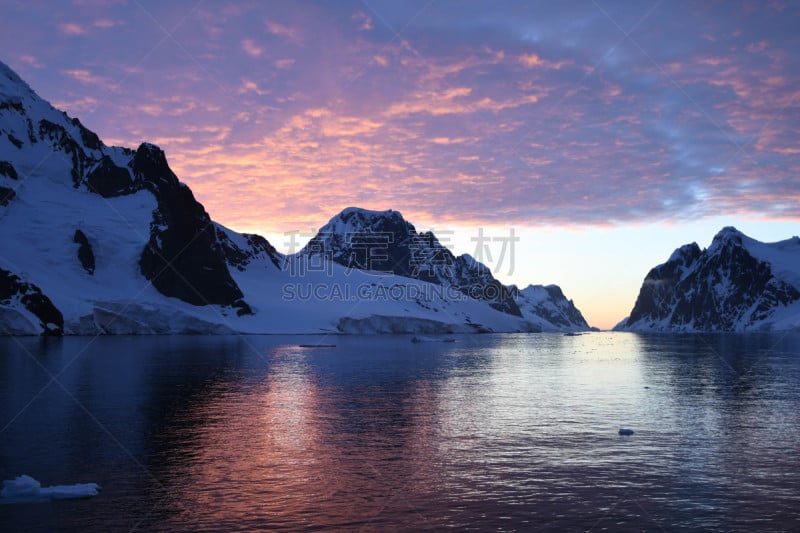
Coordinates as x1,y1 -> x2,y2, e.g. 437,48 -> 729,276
0,475 -> 100,504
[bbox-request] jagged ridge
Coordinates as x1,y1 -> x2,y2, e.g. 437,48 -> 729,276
296,207 -> 523,316
618,227 -> 800,332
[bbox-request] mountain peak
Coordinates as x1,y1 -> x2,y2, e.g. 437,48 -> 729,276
667,242 -> 702,264
516,283 -> 589,330
0,60 -> 32,95
137,141 -> 163,155
708,226 -> 760,255
299,207 -> 524,317
620,228 -> 800,332
0,61 -> 39,114
335,206 -> 404,222
712,226 -> 745,243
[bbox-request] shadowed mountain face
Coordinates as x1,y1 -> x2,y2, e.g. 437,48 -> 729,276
0,60 -> 249,314
619,227 -> 800,332
297,207 -> 523,317
132,143 -> 249,313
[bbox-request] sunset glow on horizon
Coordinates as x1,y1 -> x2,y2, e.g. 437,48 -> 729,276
3,0 -> 798,329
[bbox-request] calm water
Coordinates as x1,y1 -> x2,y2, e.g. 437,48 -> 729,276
1,332 -> 799,531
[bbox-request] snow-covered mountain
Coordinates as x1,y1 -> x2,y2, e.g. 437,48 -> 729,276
616,227 -> 800,332
296,207 -> 522,316
515,284 -> 590,332
0,60 -> 589,335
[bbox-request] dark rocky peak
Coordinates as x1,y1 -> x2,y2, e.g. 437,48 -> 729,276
714,225 -> 744,240
319,207 -> 417,240
338,206 -> 405,225
134,143 -> 249,313
300,207 -> 521,316
131,142 -> 180,189
301,206 -> 447,279
710,226 -> 746,249
666,242 -> 702,266
543,284 -> 566,301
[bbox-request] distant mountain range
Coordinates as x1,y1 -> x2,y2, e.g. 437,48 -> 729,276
616,227 -> 800,332
0,60 -> 589,336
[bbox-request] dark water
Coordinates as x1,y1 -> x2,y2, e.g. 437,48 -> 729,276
1,332 -> 799,531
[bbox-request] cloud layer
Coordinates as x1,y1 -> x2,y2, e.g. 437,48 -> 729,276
3,0 -> 799,233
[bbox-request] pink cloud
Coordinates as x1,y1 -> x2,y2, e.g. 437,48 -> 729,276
7,0 -> 794,237
430,137 -> 472,145
241,39 -> 263,58
274,58 -> 295,70
18,54 -> 44,68
265,21 -> 298,41
238,80 -> 269,96
93,19 -> 120,29
59,22 -> 86,35
518,53 -> 543,68
383,87 -> 538,117
352,11 -> 373,31
747,40 -> 768,53
61,69 -> 119,91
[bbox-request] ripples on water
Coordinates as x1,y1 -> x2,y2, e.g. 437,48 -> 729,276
1,332 -> 799,531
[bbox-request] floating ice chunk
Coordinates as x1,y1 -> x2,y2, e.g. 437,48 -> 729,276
618,428 -> 635,436
1,475 -> 100,504
41,482 -> 100,500
1,475 -> 40,497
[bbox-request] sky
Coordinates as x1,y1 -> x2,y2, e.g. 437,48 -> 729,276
1,0 -> 799,329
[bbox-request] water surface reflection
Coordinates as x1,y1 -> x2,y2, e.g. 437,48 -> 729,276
0,333 -> 798,530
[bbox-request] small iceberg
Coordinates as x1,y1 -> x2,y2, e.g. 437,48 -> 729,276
618,428 -> 635,436
0,475 -> 100,504
411,336 -> 456,343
